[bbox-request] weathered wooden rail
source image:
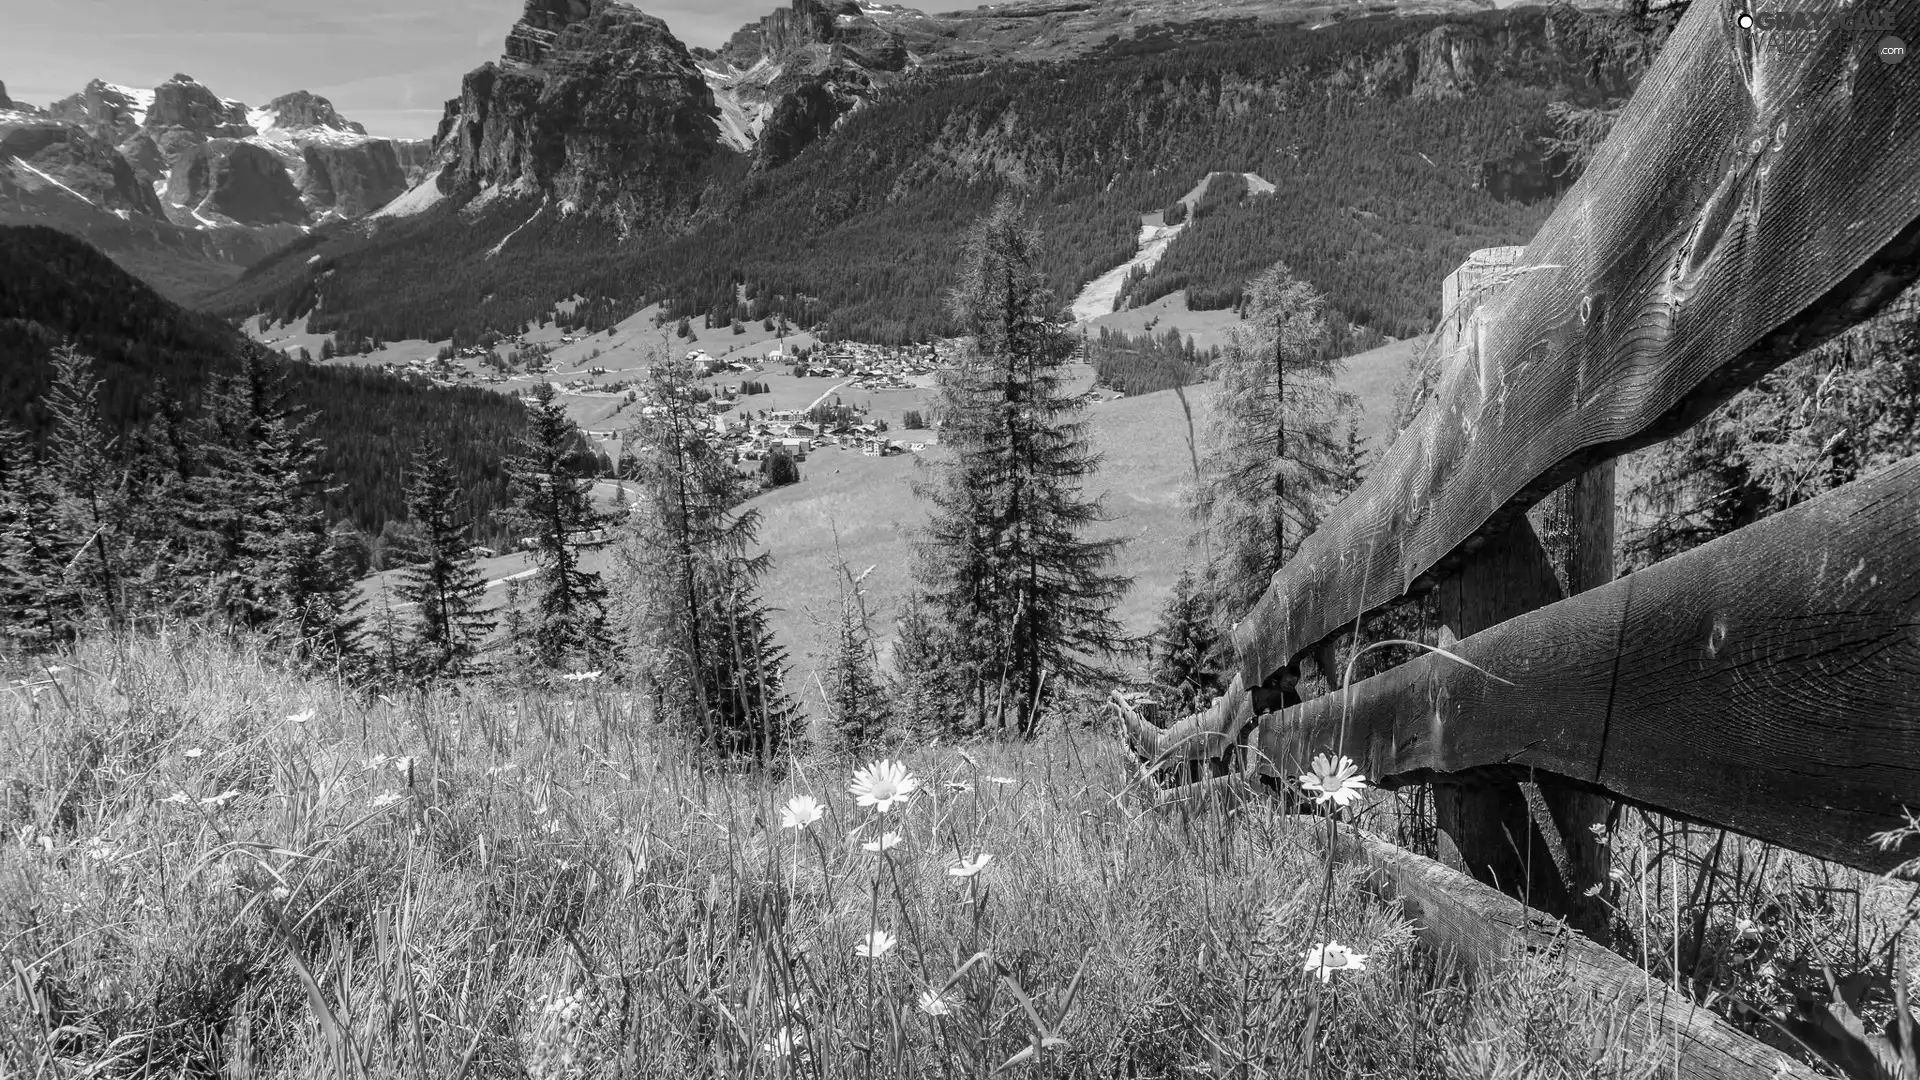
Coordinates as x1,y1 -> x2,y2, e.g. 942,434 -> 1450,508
1125,0 -> 1920,1076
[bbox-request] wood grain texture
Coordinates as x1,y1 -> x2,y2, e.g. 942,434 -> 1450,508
1230,0 -> 1920,690
1429,513 -> 1578,914
1284,818 -> 1822,1080
1257,457 -> 1920,874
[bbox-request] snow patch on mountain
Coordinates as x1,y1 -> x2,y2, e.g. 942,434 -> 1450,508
702,60 -> 779,154
368,173 -> 447,220
10,156 -> 97,206
102,83 -> 156,127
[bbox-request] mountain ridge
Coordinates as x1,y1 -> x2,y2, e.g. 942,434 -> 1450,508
2,74 -> 436,303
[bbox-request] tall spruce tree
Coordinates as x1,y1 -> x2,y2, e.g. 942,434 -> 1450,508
506,381 -> 612,671
1192,261 -> 1352,623
912,198 -> 1131,735
0,424 -> 74,653
396,440 -> 494,678
42,346 -> 127,630
616,356 -> 798,763
191,353 -> 361,662
1148,565 -> 1222,711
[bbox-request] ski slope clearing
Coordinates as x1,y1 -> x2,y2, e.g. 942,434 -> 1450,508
1069,171 -> 1273,323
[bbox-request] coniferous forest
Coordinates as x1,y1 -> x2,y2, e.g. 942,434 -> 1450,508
0,226 -> 529,554
210,5 -> 1665,348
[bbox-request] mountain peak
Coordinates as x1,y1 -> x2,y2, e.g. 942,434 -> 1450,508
256,90 -> 367,135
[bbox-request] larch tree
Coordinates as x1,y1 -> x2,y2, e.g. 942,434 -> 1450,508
615,355 -> 798,764
505,381 -> 613,671
397,439 -> 495,678
912,198 -> 1131,735
1192,261 -> 1353,624
822,554 -> 890,754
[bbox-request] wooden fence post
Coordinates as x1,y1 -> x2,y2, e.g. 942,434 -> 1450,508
1431,512 -> 1577,917
1427,248 -> 1599,925
1534,461 -> 1619,940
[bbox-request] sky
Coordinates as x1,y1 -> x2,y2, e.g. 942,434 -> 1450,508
1,0 -> 777,139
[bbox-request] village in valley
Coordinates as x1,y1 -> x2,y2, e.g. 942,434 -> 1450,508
246,301 -> 957,500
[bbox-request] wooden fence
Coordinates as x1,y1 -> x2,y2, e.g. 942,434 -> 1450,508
1122,1 -> 1920,1075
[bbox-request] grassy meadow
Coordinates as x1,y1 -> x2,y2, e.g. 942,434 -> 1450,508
3,630 -> 1838,1080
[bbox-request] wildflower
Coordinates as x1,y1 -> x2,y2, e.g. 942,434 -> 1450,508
160,791 -> 191,805
949,853 -> 993,878
849,760 -> 920,813
781,794 -> 825,830
364,753 -> 389,771
983,775 -> 1015,785
371,791 -> 407,808
862,831 -> 904,853
917,989 -> 955,1016
83,836 -> 115,861
1298,754 -> 1368,808
944,780 -> 973,793
562,670 -> 602,682
762,1026 -> 804,1059
199,790 -> 240,807
1302,940 -> 1369,983
1733,917 -> 1763,942
184,747 -> 205,759
269,885 -> 292,902
855,929 -> 896,959
286,709 -> 315,724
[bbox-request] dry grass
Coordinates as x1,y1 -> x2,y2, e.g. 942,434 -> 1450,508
0,632 -> 1703,1079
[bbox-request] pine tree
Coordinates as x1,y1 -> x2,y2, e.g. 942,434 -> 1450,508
1148,565 -> 1222,710
505,381 -> 612,671
1191,261 -> 1352,624
823,557 -> 890,753
193,353 -> 362,662
1334,412 -> 1370,503
0,424 -> 75,653
617,356 -> 798,763
396,440 -> 495,678
912,198 -> 1132,735
42,345 -> 126,630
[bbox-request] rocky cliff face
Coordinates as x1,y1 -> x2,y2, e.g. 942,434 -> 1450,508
0,81 -> 12,111
301,140 -> 409,217
164,139 -> 308,225
429,0 -> 721,220
147,74 -> 251,134
1,118 -> 164,217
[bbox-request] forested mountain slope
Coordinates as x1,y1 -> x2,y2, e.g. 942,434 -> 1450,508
0,226 -> 527,551
212,4 -> 1670,347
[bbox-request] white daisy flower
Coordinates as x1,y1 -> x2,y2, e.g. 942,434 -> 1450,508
948,853 -> 993,878
917,989 -> 955,1016
854,929 -> 896,959
861,831 -> 904,854
1302,940 -> 1369,983
781,794 -> 825,830
1298,753 -> 1368,808
849,760 -> 921,813
286,709 -> 315,724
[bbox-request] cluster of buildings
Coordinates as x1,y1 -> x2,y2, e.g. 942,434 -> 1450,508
727,407 -> 911,465
786,342 -> 939,390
